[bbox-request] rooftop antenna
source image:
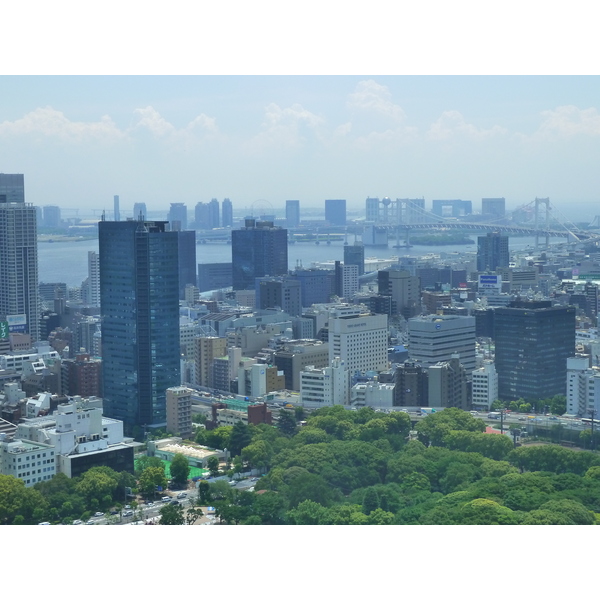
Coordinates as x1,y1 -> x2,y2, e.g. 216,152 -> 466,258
101,210 -> 105,221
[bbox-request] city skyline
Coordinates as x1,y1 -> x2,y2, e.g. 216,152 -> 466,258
1,76 -> 600,220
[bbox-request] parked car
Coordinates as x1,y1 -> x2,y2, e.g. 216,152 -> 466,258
72,519 -> 83,525
94,512 -> 104,517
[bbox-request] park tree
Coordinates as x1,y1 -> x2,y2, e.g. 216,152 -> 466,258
204,426 -> 232,451
75,467 -> 118,507
548,395 -> 567,416
207,455 -> 221,478
459,498 -> 518,525
228,420 -> 252,456
185,505 -> 204,526
241,440 -> 274,473
277,410 -> 297,436
134,455 -> 164,477
361,487 -> 380,515
286,500 -> 328,525
170,453 -> 190,487
139,466 -> 168,498
197,480 -> 212,505
0,475 -> 49,524
159,503 -> 185,525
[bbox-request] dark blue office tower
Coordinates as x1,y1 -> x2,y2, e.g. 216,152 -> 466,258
231,219 -> 288,290
99,218 -> 181,432
178,230 -> 197,298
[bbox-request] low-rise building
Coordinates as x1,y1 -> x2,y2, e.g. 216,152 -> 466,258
0,436 -> 56,487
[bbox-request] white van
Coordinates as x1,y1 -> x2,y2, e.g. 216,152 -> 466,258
161,496 -> 170,502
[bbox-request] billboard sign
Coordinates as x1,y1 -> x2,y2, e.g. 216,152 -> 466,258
7,314 -> 27,333
0,321 -> 8,339
478,274 -> 502,290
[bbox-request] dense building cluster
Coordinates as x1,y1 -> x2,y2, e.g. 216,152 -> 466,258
1,174 -> 599,493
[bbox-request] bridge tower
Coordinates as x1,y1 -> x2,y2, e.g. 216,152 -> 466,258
534,197 -> 550,250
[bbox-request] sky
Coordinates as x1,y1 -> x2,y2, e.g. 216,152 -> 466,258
1,4 -> 599,225
2,75 -> 600,220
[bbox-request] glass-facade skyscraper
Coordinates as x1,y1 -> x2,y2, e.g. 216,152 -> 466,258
495,301 -> 575,402
231,219 -> 288,290
99,219 -> 181,431
477,232 -> 509,272
325,199 -> 346,226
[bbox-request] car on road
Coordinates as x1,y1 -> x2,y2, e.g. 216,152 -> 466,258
124,504 -> 131,509
518,417 -> 526,421
73,519 -> 83,525
38,522 -> 51,525
123,510 -> 134,517
161,496 -> 170,502
86,519 -> 95,525
94,512 -> 104,517
170,499 -> 180,505
177,492 -> 187,499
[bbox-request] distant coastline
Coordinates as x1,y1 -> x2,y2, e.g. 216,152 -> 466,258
37,234 -> 98,243
410,233 -> 475,246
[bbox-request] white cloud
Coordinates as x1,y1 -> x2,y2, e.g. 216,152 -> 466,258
427,110 -> 507,141
248,102 -> 325,151
0,107 -> 124,142
347,80 -> 407,123
537,105 -> 600,137
132,106 -> 177,136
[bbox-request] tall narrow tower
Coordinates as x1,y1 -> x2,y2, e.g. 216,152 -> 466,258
0,174 -> 39,342
113,195 -> 120,221
99,219 -> 180,431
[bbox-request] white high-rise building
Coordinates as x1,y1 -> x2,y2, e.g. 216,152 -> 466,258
407,314 -> 476,372
0,174 -> 39,342
566,356 -> 600,416
87,251 -> 100,307
471,361 -> 498,410
300,357 -> 350,407
328,305 -> 388,375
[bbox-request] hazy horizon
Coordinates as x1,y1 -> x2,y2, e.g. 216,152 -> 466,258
2,76 -> 600,221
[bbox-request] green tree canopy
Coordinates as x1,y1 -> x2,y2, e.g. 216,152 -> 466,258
139,466 -> 168,498
0,475 -> 48,524
228,420 -> 252,456
159,503 -> 185,525
170,453 -> 190,487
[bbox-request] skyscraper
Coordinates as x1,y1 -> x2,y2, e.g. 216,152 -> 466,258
177,230 -> 197,298
194,202 -> 210,229
477,232 -> 509,272
0,174 -> 39,341
378,268 -> 421,319
113,195 -> 120,221
495,301 -> 575,402
209,198 -> 220,228
87,251 -> 100,307
99,219 -> 180,431
222,198 -> 233,228
286,200 -> 300,228
344,242 -> 365,276
481,197 -> 505,218
168,202 -> 188,231
133,202 -> 147,220
231,219 -> 288,290
43,205 -> 61,228
325,199 -> 346,226
0,173 -> 25,203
